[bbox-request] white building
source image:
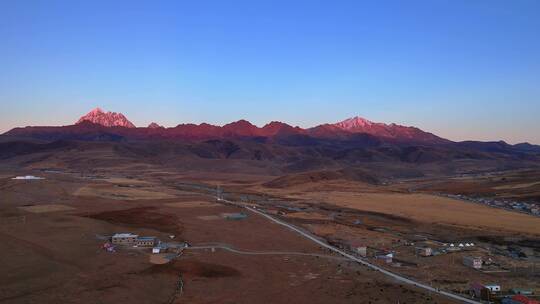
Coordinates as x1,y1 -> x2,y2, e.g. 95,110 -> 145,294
484,284 -> 501,293
12,175 -> 44,180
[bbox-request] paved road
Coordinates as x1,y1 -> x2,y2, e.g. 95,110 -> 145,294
219,198 -> 481,304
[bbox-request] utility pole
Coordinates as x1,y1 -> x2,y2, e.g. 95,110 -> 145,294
216,184 -> 223,201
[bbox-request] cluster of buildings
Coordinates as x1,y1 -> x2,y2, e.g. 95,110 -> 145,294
442,194 -> 540,217
111,233 -> 159,248
412,242 -> 475,258
470,282 -> 537,303
347,240 -> 475,263
107,233 -> 187,255
345,239 -> 538,300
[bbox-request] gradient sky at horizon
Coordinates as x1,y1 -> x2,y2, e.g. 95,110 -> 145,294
1,0 -> 539,144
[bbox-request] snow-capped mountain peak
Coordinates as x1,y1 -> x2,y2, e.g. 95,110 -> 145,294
76,107 -> 135,128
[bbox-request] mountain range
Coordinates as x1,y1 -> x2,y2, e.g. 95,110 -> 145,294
5,108 -> 448,143
2,108 -> 540,180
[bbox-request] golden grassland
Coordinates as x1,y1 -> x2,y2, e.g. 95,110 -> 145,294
298,191 -> 540,235
253,180 -> 540,235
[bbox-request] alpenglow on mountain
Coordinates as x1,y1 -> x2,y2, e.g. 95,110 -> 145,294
333,116 -> 446,143
7,108 -> 447,143
76,108 -> 135,128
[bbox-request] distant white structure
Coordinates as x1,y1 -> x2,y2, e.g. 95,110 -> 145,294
12,175 -> 44,180
484,284 -> 501,292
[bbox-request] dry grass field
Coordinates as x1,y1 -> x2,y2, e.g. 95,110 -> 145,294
493,181 -> 540,190
417,169 -> 540,201
165,201 -> 220,208
287,190 -> 540,235
98,177 -> 151,185
285,211 -> 333,221
197,215 -> 222,221
18,204 -> 76,213
74,184 -> 177,200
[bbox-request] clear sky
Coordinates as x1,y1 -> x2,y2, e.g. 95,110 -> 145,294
1,0 -> 539,143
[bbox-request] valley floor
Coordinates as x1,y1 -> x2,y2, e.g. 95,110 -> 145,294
1,162 -> 539,303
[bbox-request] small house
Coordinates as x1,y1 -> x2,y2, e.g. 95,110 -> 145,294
415,247 -> 432,257
470,283 -> 497,300
349,241 -> 367,257
463,256 -> 482,269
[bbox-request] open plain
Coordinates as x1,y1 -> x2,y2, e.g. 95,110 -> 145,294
1,141 -> 539,304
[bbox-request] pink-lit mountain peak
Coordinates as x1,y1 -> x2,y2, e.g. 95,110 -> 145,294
331,116 -> 446,142
334,116 -> 377,130
76,107 -> 135,128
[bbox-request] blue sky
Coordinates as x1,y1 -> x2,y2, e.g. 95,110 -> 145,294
1,0 -> 539,143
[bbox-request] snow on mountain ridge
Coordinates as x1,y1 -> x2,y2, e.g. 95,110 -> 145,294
76,107 -> 135,128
